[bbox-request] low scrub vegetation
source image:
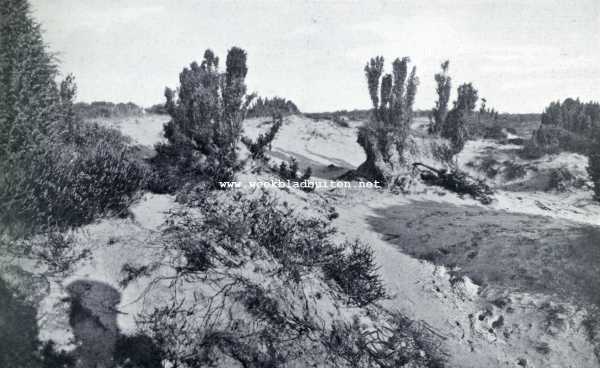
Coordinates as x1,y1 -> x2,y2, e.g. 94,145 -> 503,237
324,240 -> 387,307
548,166 -> 583,192
120,189 -> 442,367
502,161 -> 528,181
413,163 -> 493,204
305,109 -> 370,122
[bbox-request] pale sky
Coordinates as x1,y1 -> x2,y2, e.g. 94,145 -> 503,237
31,0 -> 599,113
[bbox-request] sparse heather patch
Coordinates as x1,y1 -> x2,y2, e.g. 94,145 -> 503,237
120,189 -> 442,367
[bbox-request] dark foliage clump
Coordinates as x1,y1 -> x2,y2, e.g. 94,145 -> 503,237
502,161 -> 528,181
246,96 -> 299,118
241,117 -> 282,161
478,156 -> 500,178
151,48 -> 254,191
483,124 -> 508,141
333,115 -> 350,128
1,121 -> 147,235
323,314 -> 445,368
430,141 -> 455,166
523,124 -> 594,158
548,166 -> 582,192
323,240 -> 387,307
276,157 -> 314,192
413,163 -> 493,204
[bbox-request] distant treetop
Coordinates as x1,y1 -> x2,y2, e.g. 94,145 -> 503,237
74,101 -> 144,119
246,96 -> 300,118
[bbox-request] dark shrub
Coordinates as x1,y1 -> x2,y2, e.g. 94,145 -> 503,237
276,157 -> 314,192
278,157 -> 310,180
430,141 -> 455,166
548,166 -> 581,192
1,123 -> 147,235
503,161 -> 527,181
414,163 -> 494,204
333,115 -> 350,128
324,241 -> 386,307
324,314 -> 444,368
479,156 -> 499,178
483,124 -> 507,141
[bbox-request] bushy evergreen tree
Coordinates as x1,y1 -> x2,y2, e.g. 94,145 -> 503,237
155,48 -> 254,190
355,56 -> 419,184
438,83 -> 478,156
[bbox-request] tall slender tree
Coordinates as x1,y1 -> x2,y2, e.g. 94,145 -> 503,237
429,60 -> 451,134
